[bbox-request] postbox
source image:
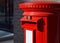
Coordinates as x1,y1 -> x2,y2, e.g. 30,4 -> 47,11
19,2 -> 60,43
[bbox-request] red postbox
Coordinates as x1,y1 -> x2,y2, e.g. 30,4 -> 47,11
19,2 -> 60,43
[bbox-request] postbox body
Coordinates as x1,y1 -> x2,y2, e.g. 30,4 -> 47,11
19,2 -> 60,43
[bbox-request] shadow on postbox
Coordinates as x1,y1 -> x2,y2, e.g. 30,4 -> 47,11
20,15 -> 45,32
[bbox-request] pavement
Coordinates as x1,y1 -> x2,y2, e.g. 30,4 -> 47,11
0,40 -> 14,43
0,30 -> 14,43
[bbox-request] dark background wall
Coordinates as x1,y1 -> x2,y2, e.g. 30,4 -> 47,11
14,0 -> 24,43
0,0 -> 13,32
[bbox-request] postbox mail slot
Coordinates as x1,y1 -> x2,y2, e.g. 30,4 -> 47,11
21,21 -> 37,30
20,17 -> 42,30
20,17 -> 44,30
22,21 -> 36,25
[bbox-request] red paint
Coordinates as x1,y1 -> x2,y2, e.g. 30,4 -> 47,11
19,2 -> 60,43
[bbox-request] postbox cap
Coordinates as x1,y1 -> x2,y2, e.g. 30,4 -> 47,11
19,2 -> 60,13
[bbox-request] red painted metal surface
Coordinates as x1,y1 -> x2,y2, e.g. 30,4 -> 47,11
19,2 -> 60,43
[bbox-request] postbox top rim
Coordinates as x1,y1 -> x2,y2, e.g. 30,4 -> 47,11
19,2 -> 60,9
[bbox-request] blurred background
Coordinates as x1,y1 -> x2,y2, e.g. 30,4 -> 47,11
0,0 -> 14,43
